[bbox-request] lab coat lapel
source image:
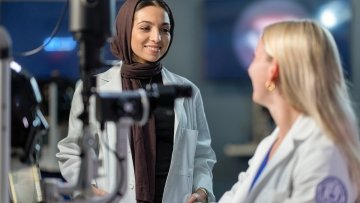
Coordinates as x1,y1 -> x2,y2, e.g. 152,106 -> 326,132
94,65 -> 123,191
247,116 -> 305,200
173,99 -> 184,142
161,69 -> 184,142
96,65 -> 123,151
97,65 -> 122,92
232,133 -> 278,202
247,138 -> 294,200
265,133 -> 295,175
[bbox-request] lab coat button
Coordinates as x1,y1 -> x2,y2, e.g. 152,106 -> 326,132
129,183 -> 134,189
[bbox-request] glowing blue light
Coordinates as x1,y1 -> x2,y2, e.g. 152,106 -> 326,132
44,37 -> 76,52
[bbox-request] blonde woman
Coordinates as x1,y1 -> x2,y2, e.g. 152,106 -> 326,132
219,19 -> 360,203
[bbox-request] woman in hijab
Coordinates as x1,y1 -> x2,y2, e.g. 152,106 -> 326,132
56,1 -> 216,203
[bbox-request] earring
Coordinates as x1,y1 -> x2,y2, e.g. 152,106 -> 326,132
265,81 -> 275,91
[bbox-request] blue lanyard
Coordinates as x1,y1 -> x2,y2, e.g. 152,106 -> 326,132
249,148 -> 271,192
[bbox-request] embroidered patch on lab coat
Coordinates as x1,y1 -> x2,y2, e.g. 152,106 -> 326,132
315,176 -> 347,203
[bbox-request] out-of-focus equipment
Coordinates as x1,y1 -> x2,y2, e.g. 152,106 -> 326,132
10,63 -> 49,164
0,25 -> 12,203
44,83 -> 192,203
96,84 -> 193,125
8,62 -> 49,203
9,165 -> 43,203
69,0 -> 114,106
0,25 -> 50,203
68,1 -> 115,198
43,0 -> 122,202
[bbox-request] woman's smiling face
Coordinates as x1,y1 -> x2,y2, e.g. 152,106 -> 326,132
131,5 -> 171,63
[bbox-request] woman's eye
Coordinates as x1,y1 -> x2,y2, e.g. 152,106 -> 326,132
161,28 -> 170,33
140,27 -> 150,31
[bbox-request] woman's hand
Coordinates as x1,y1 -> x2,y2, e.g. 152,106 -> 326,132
92,185 -> 108,196
186,188 -> 208,203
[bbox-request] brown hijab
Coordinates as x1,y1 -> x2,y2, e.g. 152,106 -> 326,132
110,1 -> 174,202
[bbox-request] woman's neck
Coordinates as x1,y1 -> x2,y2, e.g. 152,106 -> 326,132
268,97 -> 300,159
269,97 -> 300,139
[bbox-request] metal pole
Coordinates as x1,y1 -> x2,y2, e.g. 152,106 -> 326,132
0,26 -> 12,203
39,81 -> 60,172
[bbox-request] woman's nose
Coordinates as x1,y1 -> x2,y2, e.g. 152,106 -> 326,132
150,30 -> 161,42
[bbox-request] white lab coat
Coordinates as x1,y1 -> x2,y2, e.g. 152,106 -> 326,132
219,115 -> 357,203
56,63 -> 216,202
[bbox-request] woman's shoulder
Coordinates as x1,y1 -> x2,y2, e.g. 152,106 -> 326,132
289,116 -> 335,152
73,62 -> 122,94
299,118 -> 338,153
162,67 -> 199,91
292,125 -> 352,195
294,119 -> 346,167
96,61 -> 122,82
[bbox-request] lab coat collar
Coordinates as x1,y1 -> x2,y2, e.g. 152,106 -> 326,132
266,114 -> 308,168
291,115 -> 318,141
97,62 -> 123,92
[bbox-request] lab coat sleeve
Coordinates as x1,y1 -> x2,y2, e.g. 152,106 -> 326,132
191,88 -> 217,202
218,171 -> 249,202
217,156 -> 254,203
56,81 -> 97,184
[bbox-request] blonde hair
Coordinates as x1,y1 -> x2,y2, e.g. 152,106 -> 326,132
262,19 -> 360,201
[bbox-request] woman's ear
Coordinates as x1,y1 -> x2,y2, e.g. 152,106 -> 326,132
268,59 -> 279,81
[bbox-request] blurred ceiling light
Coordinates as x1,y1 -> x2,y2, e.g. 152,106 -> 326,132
320,10 -> 337,28
44,37 -> 76,52
318,0 -> 351,29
